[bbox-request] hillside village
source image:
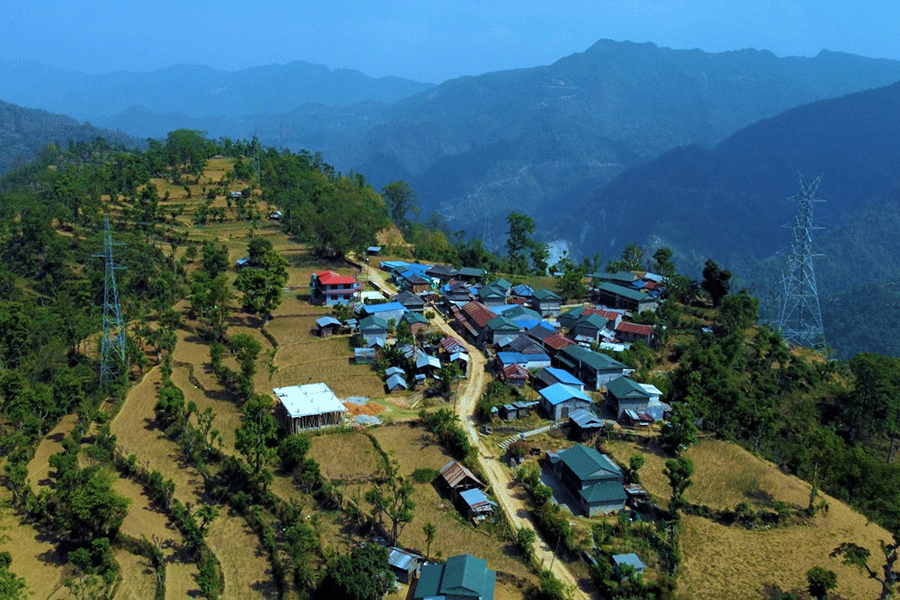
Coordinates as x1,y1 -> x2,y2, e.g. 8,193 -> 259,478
1,139 -> 899,600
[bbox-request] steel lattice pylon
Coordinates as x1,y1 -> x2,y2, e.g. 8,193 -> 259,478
98,216 -> 127,387
777,174 -> 826,349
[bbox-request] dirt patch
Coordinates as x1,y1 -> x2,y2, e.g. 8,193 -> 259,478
205,511 -> 279,600
27,414 -> 78,493
112,549 -> 158,600
679,511 -> 884,600
111,367 -> 203,507
0,491 -> 68,600
112,476 -> 174,543
309,431 -> 382,483
604,439 -> 891,599
164,558 -> 200,600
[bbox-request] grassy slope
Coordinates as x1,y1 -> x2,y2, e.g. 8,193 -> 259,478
605,439 -> 887,599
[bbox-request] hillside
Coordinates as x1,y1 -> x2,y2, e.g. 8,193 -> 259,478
580,79 -> 900,277
0,99 -> 140,174
344,42 -> 900,243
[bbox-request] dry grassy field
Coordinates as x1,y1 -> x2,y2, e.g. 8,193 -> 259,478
0,488 -> 69,599
605,438 -> 889,599
371,424 -> 535,585
27,414 -> 77,493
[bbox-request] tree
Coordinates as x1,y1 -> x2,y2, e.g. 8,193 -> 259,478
229,333 -> 262,400
806,566 -> 837,600
506,212 -> 536,275
315,544 -> 395,600
718,291 -> 759,336
423,522 -> 437,560
833,538 -> 899,600
234,394 -> 278,485
651,247 -> 676,277
661,401 -> 699,454
234,247 -> 287,322
382,181 -> 418,232
57,466 -> 131,543
664,456 -> 694,510
278,434 -> 311,472
624,454 -> 645,485
701,259 -> 732,307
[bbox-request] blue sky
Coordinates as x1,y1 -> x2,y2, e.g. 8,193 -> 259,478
1,1 -> 897,83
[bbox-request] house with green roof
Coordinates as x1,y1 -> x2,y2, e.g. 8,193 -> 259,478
593,282 -> 658,313
606,376 -> 668,421
591,270 -> 637,285
557,345 -> 627,390
547,444 -> 626,516
413,553 -> 496,600
531,288 -> 562,317
456,267 -> 485,282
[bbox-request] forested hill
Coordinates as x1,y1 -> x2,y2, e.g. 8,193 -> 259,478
0,56 -> 433,121
0,100 -> 140,175
575,79 -> 900,295
343,42 -> 900,243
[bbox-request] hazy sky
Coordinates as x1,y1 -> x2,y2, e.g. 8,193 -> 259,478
1,1 -> 898,83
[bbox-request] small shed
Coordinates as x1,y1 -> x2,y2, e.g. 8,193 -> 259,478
388,547 -> 423,583
539,383 -> 593,421
316,316 -> 342,337
386,373 -> 408,392
439,460 -> 484,492
459,488 -> 497,520
274,383 -> 347,433
366,246 -> 382,256
499,404 -> 518,421
354,347 -> 376,364
613,553 -> 646,580
568,408 -> 605,439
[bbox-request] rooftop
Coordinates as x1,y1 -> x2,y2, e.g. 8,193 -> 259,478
273,383 -> 347,419
539,383 -> 591,406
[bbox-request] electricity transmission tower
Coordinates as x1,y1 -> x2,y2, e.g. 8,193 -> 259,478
777,174 -> 826,349
98,216 -> 128,387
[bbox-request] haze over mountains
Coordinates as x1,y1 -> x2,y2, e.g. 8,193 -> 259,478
3,38 -> 900,297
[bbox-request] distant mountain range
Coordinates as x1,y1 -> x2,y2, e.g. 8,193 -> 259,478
0,57 -> 433,120
0,100 -> 139,175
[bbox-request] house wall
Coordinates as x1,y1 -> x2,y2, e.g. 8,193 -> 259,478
546,398 -> 593,421
584,493 -> 627,516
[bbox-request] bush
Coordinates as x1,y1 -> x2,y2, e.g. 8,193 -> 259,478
412,468 -> 439,483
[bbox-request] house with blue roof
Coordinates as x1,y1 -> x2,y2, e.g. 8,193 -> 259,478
539,383 -> 592,420
358,301 -> 407,323
413,553 -> 496,600
547,444 -> 626,516
495,351 -> 551,373
535,366 -> 585,391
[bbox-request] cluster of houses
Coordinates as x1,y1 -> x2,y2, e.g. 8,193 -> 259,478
308,261 -> 668,425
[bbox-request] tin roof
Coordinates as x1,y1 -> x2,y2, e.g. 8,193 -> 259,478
273,383 -> 347,419
539,383 -> 591,406
439,460 -> 484,489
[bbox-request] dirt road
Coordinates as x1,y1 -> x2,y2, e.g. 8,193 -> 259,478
358,259 -> 591,597
429,314 -> 592,599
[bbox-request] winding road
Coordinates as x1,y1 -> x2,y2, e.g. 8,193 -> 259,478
361,263 -> 593,598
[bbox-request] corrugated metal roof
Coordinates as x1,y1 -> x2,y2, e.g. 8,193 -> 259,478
539,383 -> 591,406
388,547 -> 423,572
273,383 -> 347,419
439,460 -> 484,489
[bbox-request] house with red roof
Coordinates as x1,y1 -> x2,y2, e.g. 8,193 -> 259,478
615,321 -> 654,344
309,271 -> 361,306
